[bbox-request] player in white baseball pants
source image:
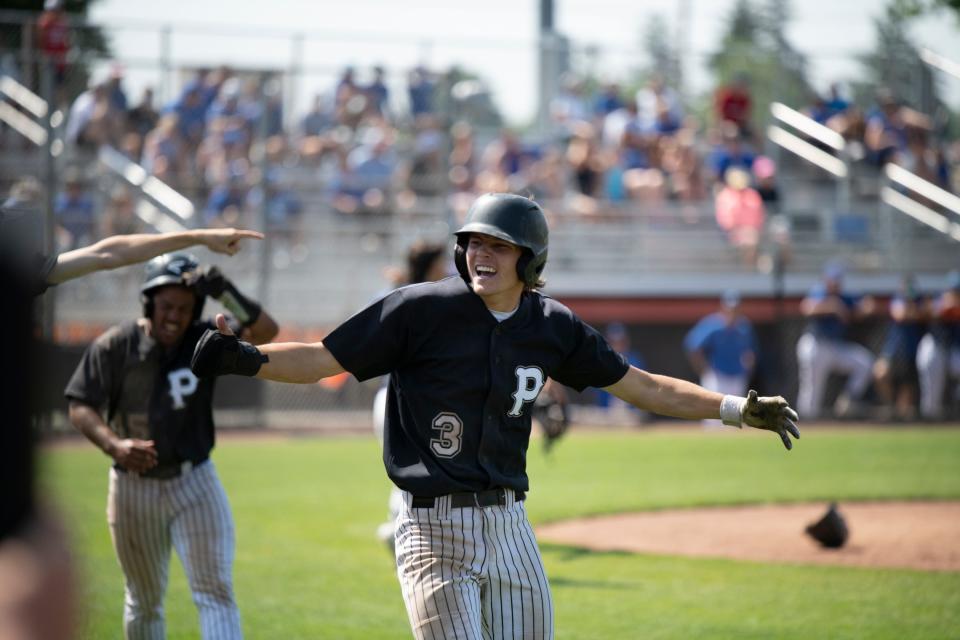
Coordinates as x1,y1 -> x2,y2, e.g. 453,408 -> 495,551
796,334 -> 874,418
395,489 -> 552,639
66,253 -> 277,639
191,193 -> 801,640
796,265 -> 875,418
108,462 -> 238,639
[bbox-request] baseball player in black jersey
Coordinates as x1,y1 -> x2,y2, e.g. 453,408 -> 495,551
65,252 -> 277,639
1,199 -> 261,639
191,193 -> 800,639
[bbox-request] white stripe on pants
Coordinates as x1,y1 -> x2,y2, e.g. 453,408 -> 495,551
107,461 -> 241,640
796,333 -> 874,418
395,490 -> 553,640
916,334 -> 960,418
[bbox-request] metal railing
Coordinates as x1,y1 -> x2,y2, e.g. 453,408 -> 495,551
881,163 -> 960,243
1,73 -> 194,230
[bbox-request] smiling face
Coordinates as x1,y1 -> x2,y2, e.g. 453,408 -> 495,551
464,233 -> 525,312
148,285 -> 197,348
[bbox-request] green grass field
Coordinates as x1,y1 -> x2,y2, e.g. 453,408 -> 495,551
41,426 -> 960,639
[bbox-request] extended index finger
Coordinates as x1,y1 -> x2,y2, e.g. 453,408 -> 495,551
232,229 -> 265,240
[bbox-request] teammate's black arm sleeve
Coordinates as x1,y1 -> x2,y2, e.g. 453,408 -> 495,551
322,289 -> 410,381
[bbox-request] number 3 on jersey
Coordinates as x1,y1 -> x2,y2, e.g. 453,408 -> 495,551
430,412 -> 463,458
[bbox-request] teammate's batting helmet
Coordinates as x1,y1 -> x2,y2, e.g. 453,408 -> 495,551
140,252 -> 205,320
453,193 -> 549,288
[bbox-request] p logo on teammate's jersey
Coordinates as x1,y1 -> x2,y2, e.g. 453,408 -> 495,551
168,367 -> 199,410
508,366 -> 545,417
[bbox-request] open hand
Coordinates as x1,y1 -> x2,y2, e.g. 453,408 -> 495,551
198,228 -> 264,256
741,389 -> 801,450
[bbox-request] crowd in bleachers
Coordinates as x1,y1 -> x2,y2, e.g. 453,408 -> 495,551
44,59 -> 958,270
802,84 -> 957,193
55,64 -> 797,259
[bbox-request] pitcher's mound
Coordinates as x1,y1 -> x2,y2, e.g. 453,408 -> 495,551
536,501 -> 960,571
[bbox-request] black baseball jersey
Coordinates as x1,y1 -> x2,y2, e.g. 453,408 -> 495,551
65,318 -> 227,474
323,276 -> 629,496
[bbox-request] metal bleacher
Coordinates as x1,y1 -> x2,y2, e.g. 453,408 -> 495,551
4,74 -> 959,328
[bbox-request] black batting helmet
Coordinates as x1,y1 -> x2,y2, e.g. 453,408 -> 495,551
453,193 -> 548,288
140,252 -> 204,321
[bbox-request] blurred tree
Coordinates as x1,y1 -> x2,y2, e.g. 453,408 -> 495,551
890,0 -> 960,21
853,3 -> 949,130
705,0 -> 812,129
1,0 -> 109,102
642,13 -> 679,86
616,12 -> 681,109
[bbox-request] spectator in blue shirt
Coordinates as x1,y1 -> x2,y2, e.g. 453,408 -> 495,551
366,65 -> 390,117
54,171 -> 96,250
873,275 -> 928,421
593,82 -> 623,118
595,323 -> 647,423
708,124 -> 756,185
796,262 -> 876,418
684,291 -> 757,427
168,81 -> 208,148
407,66 -> 434,117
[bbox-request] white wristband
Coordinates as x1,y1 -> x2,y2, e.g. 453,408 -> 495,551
720,395 -> 747,428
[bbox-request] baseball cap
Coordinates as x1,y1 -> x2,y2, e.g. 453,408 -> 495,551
724,167 -> 751,190
823,260 -> 846,281
721,290 -> 741,308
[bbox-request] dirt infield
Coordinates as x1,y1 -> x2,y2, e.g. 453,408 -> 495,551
536,501 -> 960,572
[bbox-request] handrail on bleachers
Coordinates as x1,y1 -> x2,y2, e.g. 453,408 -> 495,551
767,102 -> 848,178
881,163 -> 960,243
0,74 -> 195,231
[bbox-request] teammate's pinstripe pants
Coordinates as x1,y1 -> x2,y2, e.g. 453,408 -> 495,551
395,490 -> 554,640
107,461 -> 242,640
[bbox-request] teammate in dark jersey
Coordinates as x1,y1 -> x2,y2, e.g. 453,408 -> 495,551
65,252 -> 277,639
191,193 -> 799,639
1,194 -> 261,638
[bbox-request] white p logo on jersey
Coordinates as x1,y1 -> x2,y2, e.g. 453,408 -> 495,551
168,367 -> 199,410
508,366 -> 545,417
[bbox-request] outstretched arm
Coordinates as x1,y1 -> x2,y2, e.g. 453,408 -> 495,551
604,366 -> 800,449
47,228 -> 264,285
604,366 -> 724,420
192,314 -> 345,383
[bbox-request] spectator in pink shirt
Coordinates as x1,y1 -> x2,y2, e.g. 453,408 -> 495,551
715,167 -> 765,267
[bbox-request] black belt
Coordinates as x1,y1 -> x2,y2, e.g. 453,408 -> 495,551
411,487 -> 525,509
115,457 -> 208,480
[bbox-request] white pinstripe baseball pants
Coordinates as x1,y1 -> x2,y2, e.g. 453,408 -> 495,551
395,490 -> 554,640
106,461 -> 242,640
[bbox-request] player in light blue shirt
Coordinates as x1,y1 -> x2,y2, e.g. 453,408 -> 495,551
684,291 -> 756,426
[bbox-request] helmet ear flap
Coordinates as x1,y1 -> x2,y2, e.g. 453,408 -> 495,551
454,236 -> 470,284
142,293 -> 154,319
516,250 -> 532,287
